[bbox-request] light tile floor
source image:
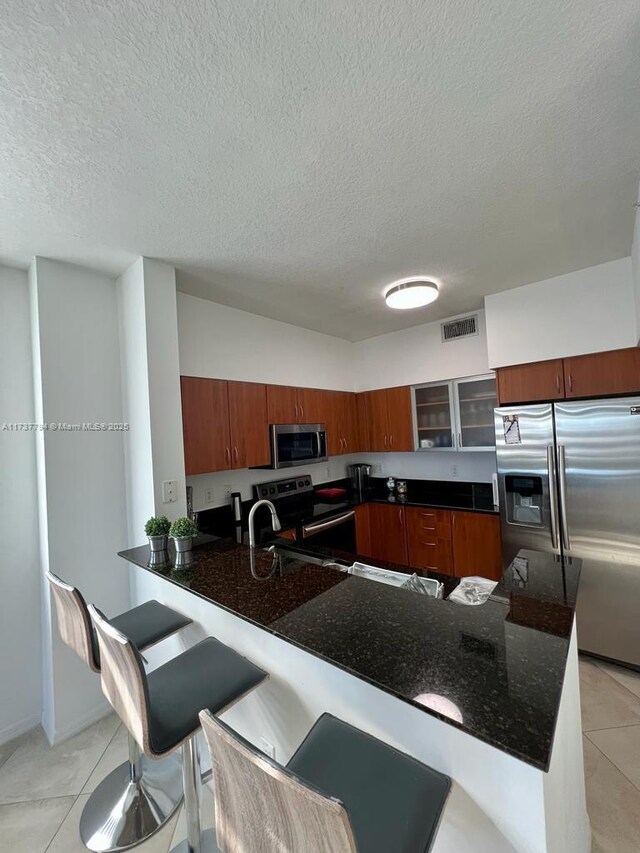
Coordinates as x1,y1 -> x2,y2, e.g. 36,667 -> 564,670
1,656 -> 640,852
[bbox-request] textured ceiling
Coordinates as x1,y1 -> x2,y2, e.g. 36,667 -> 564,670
1,1 -> 639,340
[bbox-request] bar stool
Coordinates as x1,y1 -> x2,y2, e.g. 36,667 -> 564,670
88,603 -> 268,853
47,571 -> 193,851
199,709 -> 451,853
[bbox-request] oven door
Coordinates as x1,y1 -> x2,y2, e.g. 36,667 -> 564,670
271,423 -> 328,468
301,510 -> 356,553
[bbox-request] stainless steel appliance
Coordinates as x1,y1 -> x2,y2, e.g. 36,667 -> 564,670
254,474 -> 356,552
348,463 -> 372,500
270,423 -> 328,469
495,398 -> 640,668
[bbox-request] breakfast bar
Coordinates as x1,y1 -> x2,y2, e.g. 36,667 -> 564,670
119,538 -> 590,853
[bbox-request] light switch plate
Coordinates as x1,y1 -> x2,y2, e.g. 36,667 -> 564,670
204,488 -> 215,504
162,480 -> 178,503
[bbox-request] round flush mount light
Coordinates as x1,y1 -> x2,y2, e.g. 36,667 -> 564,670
384,277 -> 439,310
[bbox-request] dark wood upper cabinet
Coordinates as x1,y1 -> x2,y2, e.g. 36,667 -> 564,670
358,386 -> 413,452
496,360 -> 565,405
386,386 -> 413,451
227,381 -> 270,468
266,384 -> 299,424
181,377 -> 230,475
367,502 -> 408,566
451,511 -> 502,581
563,348 -> 640,399
360,389 -> 389,452
297,387 -> 327,424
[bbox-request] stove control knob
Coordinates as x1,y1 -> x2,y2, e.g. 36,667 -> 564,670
305,479 -> 311,486
298,481 -> 304,487
269,487 -> 275,494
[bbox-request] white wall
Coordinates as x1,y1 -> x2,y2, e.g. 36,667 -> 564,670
485,257 -> 636,368
0,266 -> 42,744
352,310 -> 490,392
118,259 -> 187,546
177,293 -> 354,390
357,450 -> 497,485
30,258 -> 130,744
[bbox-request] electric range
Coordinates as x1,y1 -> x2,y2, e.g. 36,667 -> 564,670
254,474 -> 356,550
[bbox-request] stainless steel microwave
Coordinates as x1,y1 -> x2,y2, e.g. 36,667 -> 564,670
270,423 -> 328,469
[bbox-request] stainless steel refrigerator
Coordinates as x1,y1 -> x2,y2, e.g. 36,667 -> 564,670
495,397 -> 640,668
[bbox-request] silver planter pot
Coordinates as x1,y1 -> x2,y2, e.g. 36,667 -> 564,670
173,535 -> 194,568
147,535 -> 169,567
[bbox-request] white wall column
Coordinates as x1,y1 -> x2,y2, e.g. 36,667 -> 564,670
29,258 -> 130,744
117,258 -> 186,549
0,266 -> 42,744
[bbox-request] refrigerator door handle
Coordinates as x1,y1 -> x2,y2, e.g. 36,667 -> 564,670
547,445 -> 560,551
491,472 -> 499,510
557,444 -> 571,551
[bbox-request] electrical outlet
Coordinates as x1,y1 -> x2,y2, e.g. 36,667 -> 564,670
204,488 -> 214,504
162,480 -> 178,503
259,737 -> 276,760
224,484 -> 232,500
325,465 -> 331,478
372,463 -> 383,476
451,465 -> 459,478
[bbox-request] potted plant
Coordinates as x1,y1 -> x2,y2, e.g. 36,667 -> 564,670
169,516 -> 198,567
144,516 -> 170,566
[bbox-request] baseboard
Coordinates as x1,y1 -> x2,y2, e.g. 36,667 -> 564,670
0,713 -> 41,747
45,699 -> 112,746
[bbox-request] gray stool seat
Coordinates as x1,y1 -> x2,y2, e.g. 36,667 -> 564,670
287,713 -> 451,853
92,599 -> 192,667
145,637 -> 267,755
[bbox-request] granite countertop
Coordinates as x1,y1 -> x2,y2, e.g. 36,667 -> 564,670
119,536 -> 580,771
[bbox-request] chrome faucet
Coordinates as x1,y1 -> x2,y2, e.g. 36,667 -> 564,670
247,499 -> 282,549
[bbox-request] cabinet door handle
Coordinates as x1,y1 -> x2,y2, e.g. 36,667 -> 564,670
556,375 -> 561,393
384,435 -> 388,449
399,508 -> 404,525
233,446 -> 239,463
299,405 -> 304,419
390,434 -> 394,448
225,447 -> 230,465
568,373 -> 573,392
294,404 -> 298,420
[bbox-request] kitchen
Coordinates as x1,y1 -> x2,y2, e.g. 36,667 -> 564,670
2,3 -> 640,852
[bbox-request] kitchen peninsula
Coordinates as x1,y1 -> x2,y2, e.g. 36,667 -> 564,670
120,537 -> 589,853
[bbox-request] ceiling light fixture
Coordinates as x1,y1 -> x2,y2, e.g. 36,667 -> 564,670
384,277 -> 439,310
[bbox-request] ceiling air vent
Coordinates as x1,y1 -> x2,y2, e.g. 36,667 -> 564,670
441,314 -> 479,343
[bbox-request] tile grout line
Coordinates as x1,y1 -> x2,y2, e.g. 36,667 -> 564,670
43,793 -> 79,853
584,730 -> 640,797
582,721 -> 640,734
590,659 -> 640,705
40,718 -> 122,852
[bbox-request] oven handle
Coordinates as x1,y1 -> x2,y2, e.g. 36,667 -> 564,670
302,510 -> 356,539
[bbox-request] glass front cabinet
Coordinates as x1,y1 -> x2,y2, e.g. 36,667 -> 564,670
412,374 -> 497,451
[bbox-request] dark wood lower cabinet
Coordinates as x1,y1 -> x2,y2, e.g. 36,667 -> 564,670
451,511 -> 502,581
357,503 -> 501,581
354,504 -> 372,558
405,507 -> 453,575
367,503 -> 408,566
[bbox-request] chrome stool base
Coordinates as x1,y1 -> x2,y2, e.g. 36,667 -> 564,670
80,751 -> 183,852
169,828 -> 218,853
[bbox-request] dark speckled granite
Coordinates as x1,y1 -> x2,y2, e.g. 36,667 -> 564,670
119,537 -> 580,771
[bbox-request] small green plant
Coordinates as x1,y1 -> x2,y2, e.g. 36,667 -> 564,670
144,516 -> 170,537
169,517 -> 198,539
